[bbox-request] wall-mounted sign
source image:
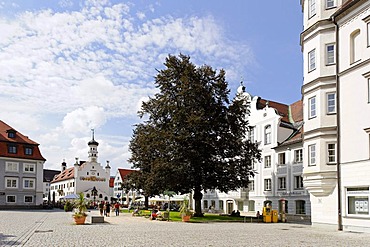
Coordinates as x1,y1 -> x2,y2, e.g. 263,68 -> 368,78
80,176 -> 106,182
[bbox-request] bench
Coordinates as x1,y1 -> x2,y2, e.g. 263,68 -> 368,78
90,216 -> 104,223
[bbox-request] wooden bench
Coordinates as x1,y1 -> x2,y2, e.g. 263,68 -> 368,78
90,216 -> 104,223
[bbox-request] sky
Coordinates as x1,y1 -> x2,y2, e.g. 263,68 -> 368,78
0,0 -> 303,174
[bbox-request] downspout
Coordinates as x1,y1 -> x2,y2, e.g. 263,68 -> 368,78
332,16 -> 343,231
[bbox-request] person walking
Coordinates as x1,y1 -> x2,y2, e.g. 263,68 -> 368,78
98,201 -> 104,216
114,202 -> 120,216
106,201 -> 111,217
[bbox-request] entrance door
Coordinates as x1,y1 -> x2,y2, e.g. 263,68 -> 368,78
227,200 -> 233,214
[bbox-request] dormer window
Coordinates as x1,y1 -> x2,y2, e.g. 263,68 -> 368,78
8,145 -> 17,154
24,147 -> 33,155
7,130 -> 16,138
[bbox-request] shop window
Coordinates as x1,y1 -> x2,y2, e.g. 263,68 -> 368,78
347,187 -> 369,215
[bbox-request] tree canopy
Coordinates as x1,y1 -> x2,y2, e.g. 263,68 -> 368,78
128,54 -> 260,216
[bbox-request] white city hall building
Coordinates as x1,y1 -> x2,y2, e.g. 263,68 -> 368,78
50,133 -> 112,203
300,0 -> 370,232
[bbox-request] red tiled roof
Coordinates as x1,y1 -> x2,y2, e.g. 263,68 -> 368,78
257,98 -> 290,123
0,120 -> 46,161
290,100 -> 303,122
51,167 -> 74,183
118,168 -> 135,181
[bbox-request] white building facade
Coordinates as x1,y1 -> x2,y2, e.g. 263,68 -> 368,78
50,133 -> 112,203
301,0 -> 370,232
201,87 -> 310,221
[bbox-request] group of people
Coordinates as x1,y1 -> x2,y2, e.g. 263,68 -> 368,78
98,201 -> 121,217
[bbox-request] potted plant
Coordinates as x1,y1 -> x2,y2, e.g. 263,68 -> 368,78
72,193 -> 88,225
64,201 -> 73,212
179,198 -> 192,222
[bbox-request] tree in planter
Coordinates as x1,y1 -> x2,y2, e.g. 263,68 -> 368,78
129,54 -> 261,217
73,193 -> 88,219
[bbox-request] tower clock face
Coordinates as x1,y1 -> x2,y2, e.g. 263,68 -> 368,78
91,171 -> 95,175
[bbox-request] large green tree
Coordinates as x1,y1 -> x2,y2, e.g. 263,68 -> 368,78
129,54 -> 260,216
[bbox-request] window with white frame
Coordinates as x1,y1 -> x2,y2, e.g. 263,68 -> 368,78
219,200 -> 224,210
309,96 -> 316,118
24,163 -> 35,173
248,200 -> 255,211
5,162 -> 19,172
308,0 -> 316,18
24,196 -> 33,203
265,125 -> 271,145
326,44 -> 335,65
308,144 -> 316,166
328,143 -> 336,164
294,175 -> 304,189
327,93 -> 336,114
6,195 -> 16,203
326,0 -> 335,9
278,177 -> 286,190
23,178 -> 35,189
248,127 -> 255,142
296,200 -> 306,214
249,180 -> 255,191
308,49 -> 316,72
278,153 -> 286,165
350,30 -> 361,64
294,149 -> 303,163
264,155 -> 271,168
347,187 -> 369,215
264,179 -> 272,191
5,177 -> 18,188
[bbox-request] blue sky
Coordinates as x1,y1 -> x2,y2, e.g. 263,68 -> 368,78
0,0 -> 303,173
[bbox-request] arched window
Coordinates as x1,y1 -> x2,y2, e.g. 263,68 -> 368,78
350,29 -> 361,63
265,125 -> 271,145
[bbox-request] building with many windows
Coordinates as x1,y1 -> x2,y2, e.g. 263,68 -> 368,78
50,132 -> 112,204
201,86 -> 310,221
0,120 -> 46,209
300,0 -> 370,232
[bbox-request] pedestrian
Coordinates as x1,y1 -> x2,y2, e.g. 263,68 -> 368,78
106,201 -> 111,217
98,201 -> 104,216
114,202 -> 120,216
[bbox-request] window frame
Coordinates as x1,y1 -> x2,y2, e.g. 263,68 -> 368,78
24,163 -> 36,173
294,149 -> 303,163
5,177 -> 18,189
309,96 -> 317,119
264,178 -> 272,191
6,195 -> 16,203
308,0 -> 316,18
7,145 -> 17,154
278,152 -> 286,166
294,175 -> 304,190
327,92 -> 336,114
24,147 -> 33,155
278,177 -> 286,190
326,44 -> 335,65
264,125 -> 271,145
5,162 -> 19,172
350,29 -> 361,64
24,195 -> 33,203
264,155 -> 271,168
23,178 -> 35,189
249,180 -> 255,191
308,144 -> 316,166
296,200 -> 306,215
346,187 -> 369,216
326,0 -> 335,9
327,143 -> 336,164
308,49 -> 316,72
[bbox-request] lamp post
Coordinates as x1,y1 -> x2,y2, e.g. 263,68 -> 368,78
92,186 -> 98,209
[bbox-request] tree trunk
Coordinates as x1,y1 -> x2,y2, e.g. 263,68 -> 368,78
193,187 -> 204,217
144,195 -> 149,209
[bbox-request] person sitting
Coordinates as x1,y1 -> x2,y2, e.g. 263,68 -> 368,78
132,207 -> 140,216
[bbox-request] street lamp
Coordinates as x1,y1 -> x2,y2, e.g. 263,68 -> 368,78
92,186 -> 98,209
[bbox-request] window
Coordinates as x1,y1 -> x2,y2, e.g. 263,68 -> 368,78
309,96 -> 316,118
328,143 -> 336,164
8,145 -> 17,154
347,187 -> 369,215
219,200 -> 224,210
5,177 -> 18,188
294,175 -> 304,189
7,131 -> 15,138
238,201 -> 243,211
203,200 -> 208,209
308,144 -> 316,166
327,93 -> 336,114
296,200 -> 306,214
264,179 -> 272,191
248,127 -> 255,142
248,200 -> 255,212
278,177 -> 286,190
249,180 -> 255,191
294,149 -> 303,163
264,155 -> 271,168
278,153 -> 286,165
308,49 -> 316,72
308,0 -> 316,18
326,44 -> 335,65
350,30 -> 361,64
367,22 -> 370,47
265,125 -> 271,145
6,195 -> 16,203
368,79 -> 370,103
24,179 -> 35,189
24,147 -> 33,155
25,196 -> 33,203
5,162 -> 19,172
326,0 -> 335,9
24,163 -> 35,173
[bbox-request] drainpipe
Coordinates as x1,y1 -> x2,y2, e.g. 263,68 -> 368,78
333,16 -> 343,231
